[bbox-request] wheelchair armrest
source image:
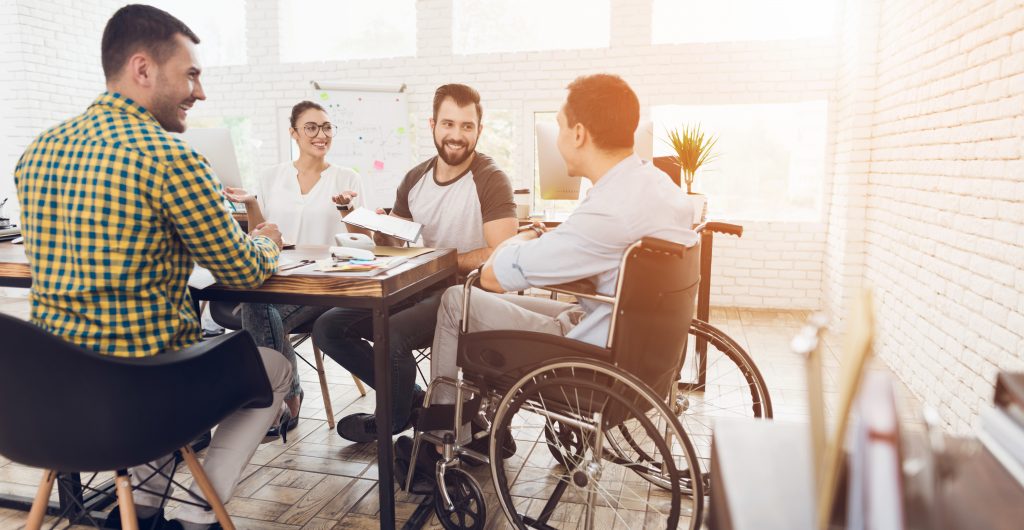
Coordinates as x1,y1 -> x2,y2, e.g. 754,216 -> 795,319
541,279 -> 615,305
461,268 -> 483,334
458,329 -> 614,385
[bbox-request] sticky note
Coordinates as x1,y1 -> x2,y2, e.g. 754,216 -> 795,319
374,160 -> 384,171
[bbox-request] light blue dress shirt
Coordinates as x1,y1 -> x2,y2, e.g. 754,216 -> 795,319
492,154 -> 699,348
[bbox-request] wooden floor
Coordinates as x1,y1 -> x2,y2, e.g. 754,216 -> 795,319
0,289 -> 861,530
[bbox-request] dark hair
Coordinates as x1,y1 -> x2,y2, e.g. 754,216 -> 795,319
289,101 -> 327,128
101,4 -> 200,80
564,74 -> 639,150
432,84 -> 483,123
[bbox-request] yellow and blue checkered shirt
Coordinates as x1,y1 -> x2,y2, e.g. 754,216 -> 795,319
15,92 -> 280,357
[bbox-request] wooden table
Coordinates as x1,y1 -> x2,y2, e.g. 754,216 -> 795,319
0,243 -> 458,530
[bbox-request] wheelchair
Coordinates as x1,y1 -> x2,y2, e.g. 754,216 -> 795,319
402,237 -> 706,530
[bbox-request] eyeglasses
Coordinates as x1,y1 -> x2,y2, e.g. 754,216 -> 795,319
296,122 -> 337,138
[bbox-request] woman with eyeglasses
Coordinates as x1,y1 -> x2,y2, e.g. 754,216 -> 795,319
222,100 -> 364,440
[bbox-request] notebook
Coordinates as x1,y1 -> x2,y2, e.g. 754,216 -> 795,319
342,208 -> 423,243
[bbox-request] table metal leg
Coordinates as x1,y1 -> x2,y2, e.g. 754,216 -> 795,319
696,230 -> 714,387
373,304 -> 396,529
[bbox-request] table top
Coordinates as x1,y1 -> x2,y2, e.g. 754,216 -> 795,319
0,243 -> 457,303
711,418 -> 1024,530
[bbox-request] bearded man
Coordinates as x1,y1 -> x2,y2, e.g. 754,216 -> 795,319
312,83 -> 517,443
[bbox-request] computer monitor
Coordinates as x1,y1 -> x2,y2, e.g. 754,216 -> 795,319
536,120 -> 653,200
173,128 -> 244,189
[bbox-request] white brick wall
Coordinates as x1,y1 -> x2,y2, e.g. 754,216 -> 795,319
0,0 -> 119,220
822,0 -> 881,328
859,0 -> 1024,434
0,0 -> 21,213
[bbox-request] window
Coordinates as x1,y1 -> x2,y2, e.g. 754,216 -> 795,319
279,0 -> 416,63
652,101 -> 828,221
188,117 -> 258,190
475,109 -> 519,188
148,0 -> 247,66
652,0 -> 838,44
453,0 -> 609,54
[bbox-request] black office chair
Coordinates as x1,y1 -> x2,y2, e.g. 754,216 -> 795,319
0,314 -> 273,530
207,301 -> 367,429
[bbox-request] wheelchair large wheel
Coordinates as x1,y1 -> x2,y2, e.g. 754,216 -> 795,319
605,318 -> 771,497
678,320 -> 771,477
489,359 -> 704,530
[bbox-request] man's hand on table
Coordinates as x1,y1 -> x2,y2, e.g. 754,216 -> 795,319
252,222 -> 283,249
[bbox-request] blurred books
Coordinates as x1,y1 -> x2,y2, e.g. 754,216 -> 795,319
979,372 -> 1024,488
0,227 -> 20,242
847,372 -> 904,530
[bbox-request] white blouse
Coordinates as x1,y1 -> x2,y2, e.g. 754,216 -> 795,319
256,162 -> 365,246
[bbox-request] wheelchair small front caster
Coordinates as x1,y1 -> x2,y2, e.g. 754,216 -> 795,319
544,418 -> 585,468
434,467 -> 486,530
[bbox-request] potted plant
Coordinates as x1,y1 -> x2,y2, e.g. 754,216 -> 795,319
663,124 -> 718,225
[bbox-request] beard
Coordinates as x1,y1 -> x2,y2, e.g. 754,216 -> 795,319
150,79 -> 191,133
433,135 -> 476,166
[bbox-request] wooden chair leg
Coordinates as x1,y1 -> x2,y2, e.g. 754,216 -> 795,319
115,469 -> 138,530
25,469 -> 56,530
352,375 -> 367,398
312,342 -> 338,429
179,446 -> 235,530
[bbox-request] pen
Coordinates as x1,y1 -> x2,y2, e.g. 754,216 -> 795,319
278,259 -> 314,272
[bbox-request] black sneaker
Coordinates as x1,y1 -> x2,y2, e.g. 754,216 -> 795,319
163,520 -> 223,530
393,435 -> 440,494
336,413 -> 379,443
104,506 -> 168,530
337,389 -> 428,443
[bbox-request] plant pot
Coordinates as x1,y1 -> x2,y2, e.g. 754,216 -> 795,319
687,193 -> 707,226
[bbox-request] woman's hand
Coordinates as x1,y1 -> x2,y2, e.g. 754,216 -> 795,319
223,186 -> 256,205
331,191 -> 359,206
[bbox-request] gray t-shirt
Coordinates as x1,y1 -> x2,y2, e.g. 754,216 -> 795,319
392,153 -> 515,252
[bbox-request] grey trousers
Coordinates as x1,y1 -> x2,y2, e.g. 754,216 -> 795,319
130,346 -> 292,524
431,285 -> 584,406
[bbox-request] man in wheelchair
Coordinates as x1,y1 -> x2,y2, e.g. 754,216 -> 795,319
396,73 -> 699,492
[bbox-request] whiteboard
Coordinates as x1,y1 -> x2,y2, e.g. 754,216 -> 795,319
310,87 -> 415,209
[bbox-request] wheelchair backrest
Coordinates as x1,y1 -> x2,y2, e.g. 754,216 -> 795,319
607,236 -> 700,401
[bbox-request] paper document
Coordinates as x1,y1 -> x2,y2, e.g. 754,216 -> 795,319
342,208 -> 423,242
314,256 -> 408,276
373,246 -> 435,258
275,259 -> 317,276
188,266 -> 216,289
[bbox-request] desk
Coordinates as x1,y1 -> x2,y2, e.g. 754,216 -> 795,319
710,419 -> 1024,530
0,243 -> 458,530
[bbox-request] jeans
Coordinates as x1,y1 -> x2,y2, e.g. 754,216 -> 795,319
311,291 -> 442,430
240,303 -> 328,401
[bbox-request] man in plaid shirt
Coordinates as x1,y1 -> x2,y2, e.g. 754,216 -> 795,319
14,5 -> 290,530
